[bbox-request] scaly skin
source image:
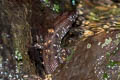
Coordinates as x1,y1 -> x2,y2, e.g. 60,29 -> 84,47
43,11 -> 78,74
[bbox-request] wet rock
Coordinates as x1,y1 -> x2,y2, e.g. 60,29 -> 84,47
53,30 -> 120,80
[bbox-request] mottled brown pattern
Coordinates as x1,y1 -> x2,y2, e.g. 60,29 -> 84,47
43,11 -> 77,74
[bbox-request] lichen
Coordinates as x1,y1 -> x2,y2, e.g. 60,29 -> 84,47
87,43 -> 91,49
101,37 -> 112,48
15,48 -> 22,61
98,42 -> 102,46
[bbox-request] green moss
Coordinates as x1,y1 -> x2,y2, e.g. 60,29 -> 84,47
88,12 -> 100,21
52,4 -> 60,13
66,48 -> 75,61
103,73 -> 109,80
107,60 -> 118,68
